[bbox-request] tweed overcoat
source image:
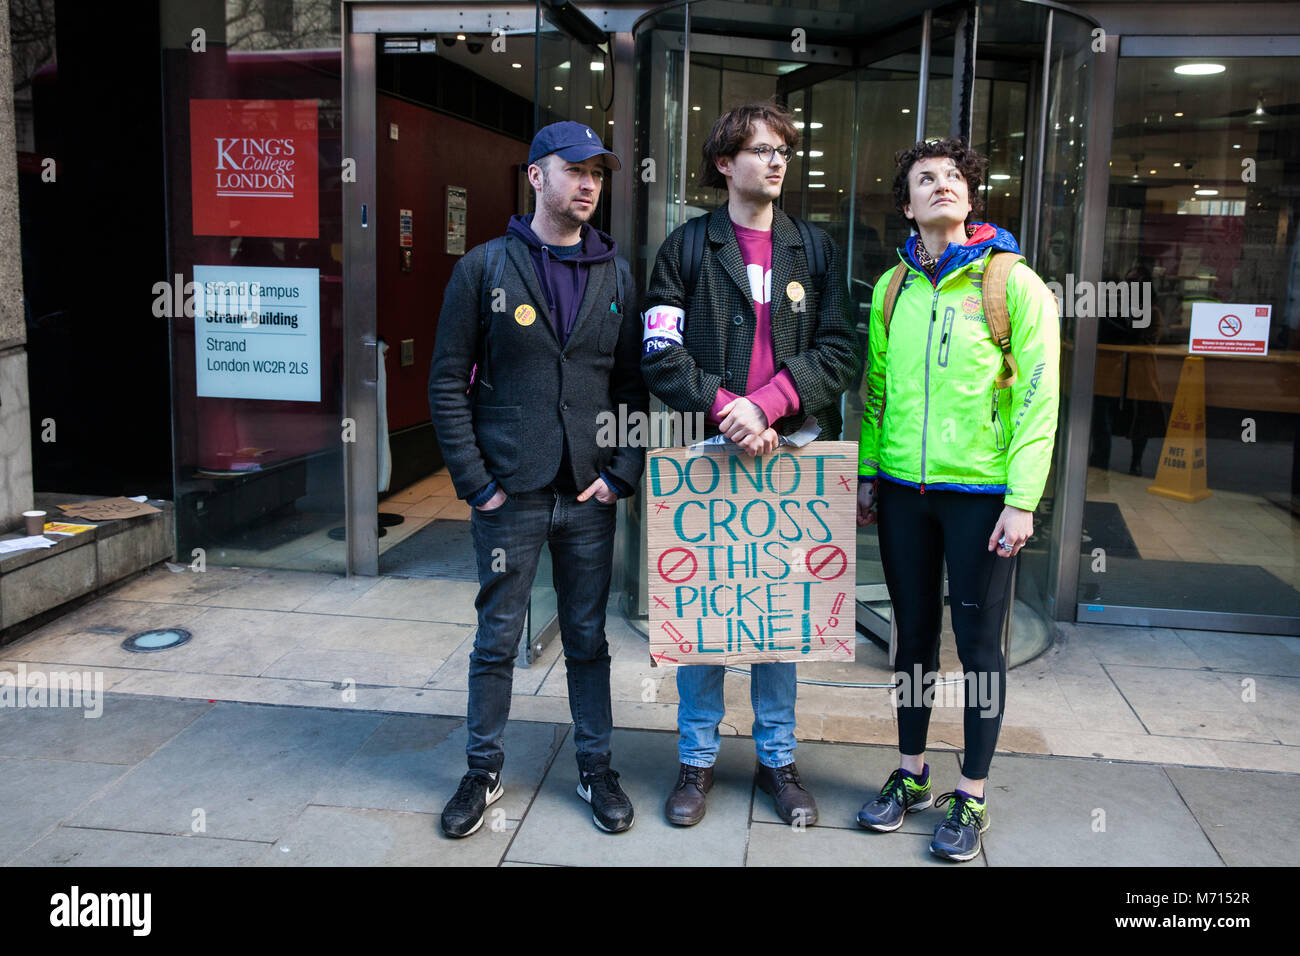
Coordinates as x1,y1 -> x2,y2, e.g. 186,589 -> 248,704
641,203 -> 861,440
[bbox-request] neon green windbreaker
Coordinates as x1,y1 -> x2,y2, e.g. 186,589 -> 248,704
858,226 -> 1061,511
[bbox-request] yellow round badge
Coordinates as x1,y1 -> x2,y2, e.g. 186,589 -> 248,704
786,281 -> 805,303
514,304 -> 536,326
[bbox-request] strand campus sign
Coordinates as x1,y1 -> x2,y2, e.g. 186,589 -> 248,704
647,442 -> 858,666
190,98 -> 319,238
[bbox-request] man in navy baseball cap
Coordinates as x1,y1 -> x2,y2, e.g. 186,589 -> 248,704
430,110 -> 645,840
528,120 -> 622,170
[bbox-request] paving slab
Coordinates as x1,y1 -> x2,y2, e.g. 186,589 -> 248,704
505,728 -> 754,866
9,827 -> 269,866
68,702 -> 383,843
1175,630 -> 1300,678
0,757 -> 127,864
313,715 -> 564,820
1164,766 -> 1300,867
262,805 -> 516,866
0,695 -> 211,764
260,647 -> 443,688
750,739 -> 961,835
746,820 -> 981,866
977,754 -> 1223,866
195,569 -> 339,612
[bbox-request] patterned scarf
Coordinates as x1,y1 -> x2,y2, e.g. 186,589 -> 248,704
915,223 -> 978,277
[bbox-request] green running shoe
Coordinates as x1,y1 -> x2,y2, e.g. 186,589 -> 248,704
856,766 -> 932,832
929,790 -> 989,862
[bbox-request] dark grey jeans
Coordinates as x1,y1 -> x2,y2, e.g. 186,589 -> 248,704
465,486 -> 617,776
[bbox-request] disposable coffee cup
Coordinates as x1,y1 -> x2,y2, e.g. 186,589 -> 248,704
23,510 -> 46,536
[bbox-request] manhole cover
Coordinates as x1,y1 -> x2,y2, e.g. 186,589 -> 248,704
122,628 -> 192,653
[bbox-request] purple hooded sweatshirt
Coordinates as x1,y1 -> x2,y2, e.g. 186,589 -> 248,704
507,213 -> 618,345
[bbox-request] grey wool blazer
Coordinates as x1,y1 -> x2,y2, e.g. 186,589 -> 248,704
428,234 -> 648,500
640,203 -> 861,441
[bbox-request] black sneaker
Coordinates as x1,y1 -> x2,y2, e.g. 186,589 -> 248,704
857,765 -> 933,832
929,790 -> 990,862
578,768 -> 635,833
440,769 -> 503,839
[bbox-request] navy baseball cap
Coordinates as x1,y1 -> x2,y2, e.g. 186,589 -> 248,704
528,120 -> 622,171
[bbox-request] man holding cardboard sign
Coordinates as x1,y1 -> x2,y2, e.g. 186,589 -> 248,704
641,102 -> 859,828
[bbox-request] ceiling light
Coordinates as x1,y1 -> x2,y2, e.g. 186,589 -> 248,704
809,183 -> 826,188
590,60 -> 604,71
1173,162 -> 1181,167
692,105 -> 701,111
1174,111 -> 1184,117
584,104 -> 592,110
1174,63 -> 1225,75
990,173 -> 1010,180
809,170 -> 825,176
456,34 -> 466,41
554,85 -> 563,91
559,61 -> 570,69
1149,169 -> 1157,174
901,108 -> 911,114
1195,189 -> 1218,195
511,62 -> 523,68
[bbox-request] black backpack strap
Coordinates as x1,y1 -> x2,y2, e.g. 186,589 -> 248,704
680,214 -> 708,300
791,215 -> 827,294
472,236 -> 508,392
479,235 -> 508,322
614,256 -> 632,316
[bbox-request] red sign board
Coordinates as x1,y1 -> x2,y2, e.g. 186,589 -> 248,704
189,99 -> 319,238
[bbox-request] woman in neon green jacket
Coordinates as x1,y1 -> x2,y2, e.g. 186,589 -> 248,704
854,138 -> 1060,862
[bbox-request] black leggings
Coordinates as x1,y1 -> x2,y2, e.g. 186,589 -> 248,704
876,479 -> 1014,779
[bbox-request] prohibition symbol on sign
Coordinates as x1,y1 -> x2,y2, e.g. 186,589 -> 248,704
657,547 -> 698,583
1219,314 -> 1242,337
805,545 -> 847,580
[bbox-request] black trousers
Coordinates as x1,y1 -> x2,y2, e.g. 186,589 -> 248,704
876,479 -> 1015,779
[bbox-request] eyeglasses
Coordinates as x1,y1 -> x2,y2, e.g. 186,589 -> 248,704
739,144 -> 794,164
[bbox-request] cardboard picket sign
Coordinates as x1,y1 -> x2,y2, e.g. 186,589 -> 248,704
646,442 -> 858,666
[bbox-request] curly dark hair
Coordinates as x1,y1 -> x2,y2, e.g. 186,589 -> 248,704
892,137 -> 988,222
699,101 -> 800,190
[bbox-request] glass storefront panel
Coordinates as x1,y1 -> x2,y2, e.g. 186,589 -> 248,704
1081,55 -> 1300,627
163,1 -> 345,572
1012,7 -> 1093,656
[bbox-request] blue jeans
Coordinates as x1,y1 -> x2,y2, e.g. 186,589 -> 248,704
676,662 -> 798,769
466,487 -> 617,776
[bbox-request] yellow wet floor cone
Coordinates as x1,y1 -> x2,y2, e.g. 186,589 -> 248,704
1148,356 -> 1212,503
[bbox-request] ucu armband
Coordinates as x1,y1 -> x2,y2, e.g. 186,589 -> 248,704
642,305 -> 685,355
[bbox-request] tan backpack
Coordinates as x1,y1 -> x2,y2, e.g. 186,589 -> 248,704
880,250 -> 1023,389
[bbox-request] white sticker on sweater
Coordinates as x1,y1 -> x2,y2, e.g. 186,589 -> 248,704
746,264 -> 772,304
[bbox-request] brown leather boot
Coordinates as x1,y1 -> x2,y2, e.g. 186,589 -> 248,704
756,761 -> 818,826
664,763 -> 714,826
